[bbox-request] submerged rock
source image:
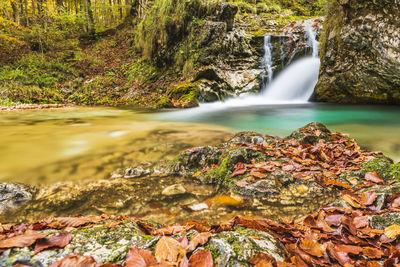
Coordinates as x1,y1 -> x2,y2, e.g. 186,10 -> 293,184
314,0 -> 400,104
0,183 -> 36,214
165,122 -> 399,216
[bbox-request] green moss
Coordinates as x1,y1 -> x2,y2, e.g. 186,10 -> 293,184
154,82 -> 200,109
204,243 -> 221,259
371,213 -> 400,230
361,156 -> 400,181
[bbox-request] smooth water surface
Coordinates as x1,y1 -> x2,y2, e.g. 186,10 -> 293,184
0,107 -> 231,185
160,103 -> 400,162
1,104 -> 400,224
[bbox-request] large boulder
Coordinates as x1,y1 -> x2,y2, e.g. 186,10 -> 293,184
313,0 -> 400,104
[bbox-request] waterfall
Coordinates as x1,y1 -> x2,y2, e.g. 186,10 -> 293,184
304,22 -> 319,58
261,35 -> 273,87
159,21 -> 321,118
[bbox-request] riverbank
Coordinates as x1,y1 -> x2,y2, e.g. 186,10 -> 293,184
1,122 -> 400,266
0,103 -> 71,111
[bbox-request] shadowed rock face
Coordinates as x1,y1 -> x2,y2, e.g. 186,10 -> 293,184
314,0 -> 400,104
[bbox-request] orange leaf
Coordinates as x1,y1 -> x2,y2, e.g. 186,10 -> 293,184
155,236 -> 186,266
362,247 -> 384,259
49,254 -> 97,267
125,246 -> 157,267
248,253 -> 277,267
188,250 -> 213,267
342,194 -> 361,208
299,239 -> 326,257
384,224 -> 400,239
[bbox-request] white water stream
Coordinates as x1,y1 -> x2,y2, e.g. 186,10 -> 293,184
261,35 -> 274,86
161,23 -> 321,118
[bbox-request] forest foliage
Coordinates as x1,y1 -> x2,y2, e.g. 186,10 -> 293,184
0,0 -> 327,106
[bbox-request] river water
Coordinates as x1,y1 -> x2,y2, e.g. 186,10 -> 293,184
1,105 -> 400,223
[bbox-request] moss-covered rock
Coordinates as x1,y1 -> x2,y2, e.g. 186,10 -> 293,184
154,82 -> 200,109
0,219 -> 287,267
313,0 -> 400,104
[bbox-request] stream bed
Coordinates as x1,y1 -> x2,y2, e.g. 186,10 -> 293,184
1,104 -> 400,224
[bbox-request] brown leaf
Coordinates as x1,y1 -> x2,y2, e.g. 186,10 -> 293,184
234,179 -> 249,188
155,237 -> 186,266
125,246 -> 157,267
188,250 -> 213,267
365,172 -> 384,184
54,217 -> 93,228
299,239 -> 326,257
352,216 -> 369,229
152,225 -> 190,236
34,232 -> 72,254
49,254 -> 97,267
360,191 -> 377,206
0,232 -> 48,249
187,232 -> 211,252
362,247 -> 384,259
248,253 -> 277,267
324,214 -> 344,227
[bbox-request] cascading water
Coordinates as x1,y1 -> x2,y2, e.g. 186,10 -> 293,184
160,21 -> 321,118
304,22 -> 319,58
261,35 -> 274,86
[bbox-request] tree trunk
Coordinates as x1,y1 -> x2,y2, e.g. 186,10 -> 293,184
56,0 -> 64,12
32,0 -> 36,16
86,0 -> 95,34
11,0 -> 19,23
117,0 -> 122,19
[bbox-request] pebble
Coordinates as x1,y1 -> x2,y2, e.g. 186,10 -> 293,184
161,184 -> 187,196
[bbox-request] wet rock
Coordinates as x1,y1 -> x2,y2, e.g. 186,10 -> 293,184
288,122 -> 332,145
0,183 -> 36,214
208,227 -> 287,266
0,220 -> 287,267
124,166 -> 151,178
210,3 -> 238,31
314,0 -> 400,104
166,123 -> 342,212
185,202 -> 209,211
161,184 -> 187,196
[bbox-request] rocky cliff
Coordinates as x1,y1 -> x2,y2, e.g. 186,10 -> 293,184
313,0 -> 400,104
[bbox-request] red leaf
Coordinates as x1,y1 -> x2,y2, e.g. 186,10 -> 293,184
231,162 -> 247,177
0,232 -> 48,249
188,250 -> 213,267
365,172 -> 384,184
187,232 -> 211,252
34,232 -> 72,254
125,246 -> 157,267
49,254 -> 97,267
